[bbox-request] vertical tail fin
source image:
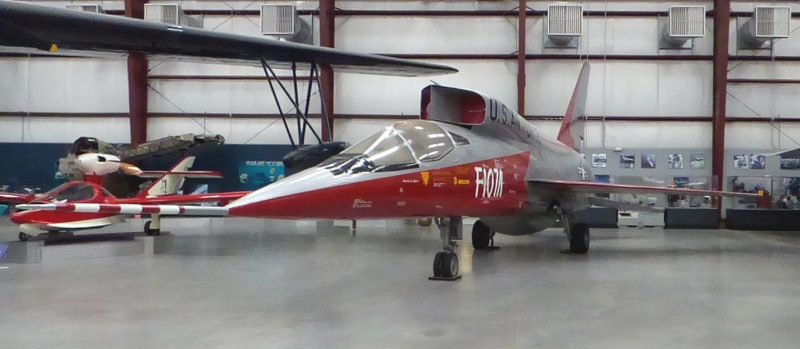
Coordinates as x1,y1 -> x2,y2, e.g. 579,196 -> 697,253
557,62 -> 591,151
138,157 -> 196,197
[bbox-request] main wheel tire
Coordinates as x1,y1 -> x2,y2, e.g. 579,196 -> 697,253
144,220 -> 160,236
433,252 -> 445,277
569,223 -> 590,254
472,220 -> 491,250
417,218 -> 433,227
18,232 -> 30,242
442,253 -> 459,278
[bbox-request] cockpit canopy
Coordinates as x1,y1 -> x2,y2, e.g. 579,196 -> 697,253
34,182 -> 111,203
319,120 -> 457,174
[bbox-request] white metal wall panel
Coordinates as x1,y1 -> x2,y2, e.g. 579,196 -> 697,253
600,60 -> 659,117
0,117 -> 24,142
727,61 -> 800,79
510,120 -> 713,150
589,17 -> 660,55
0,60 -> 30,112
335,60 -> 516,116
0,116 -> 129,143
726,123 -> 800,150
655,62 -> 713,117
0,58 -> 128,113
148,117 -> 320,144
727,84 -> 800,119
336,17 -> 518,54
527,61 -> 711,117
147,80 -> 320,114
585,121 -> 712,149
526,61 -> 592,116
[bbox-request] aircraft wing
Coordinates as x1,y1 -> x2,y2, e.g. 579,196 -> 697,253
16,203 -> 229,216
0,192 -> 35,204
586,196 -> 664,213
528,179 -> 759,198
0,1 -> 457,77
137,171 -> 223,179
121,191 -> 250,205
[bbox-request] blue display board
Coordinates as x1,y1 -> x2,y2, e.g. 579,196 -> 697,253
238,161 -> 285,190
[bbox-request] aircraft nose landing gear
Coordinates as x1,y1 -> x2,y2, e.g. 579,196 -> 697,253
429,216 -> 462,281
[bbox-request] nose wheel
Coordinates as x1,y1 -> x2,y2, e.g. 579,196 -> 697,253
143,215 -> 161,236
432,251 -> 459,278
429,216 -> 462,281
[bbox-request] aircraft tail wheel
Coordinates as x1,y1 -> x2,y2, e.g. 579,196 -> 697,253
471,220 -> 491,250
144,220 -> 160,236
19,232 -> 30,242
569,223 -> 590,254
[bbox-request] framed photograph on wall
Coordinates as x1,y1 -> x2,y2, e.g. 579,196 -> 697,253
690,154 -> 705,169
641,154 -> 656,169
668,153 -> 684,169
734,154 -> 749,169
592,153 -> 607,168
750,154 -> 766,169
781,158 -> 800,170
620,153 -> 635,168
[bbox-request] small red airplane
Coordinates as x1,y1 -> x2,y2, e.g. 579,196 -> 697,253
11,156 -> 247,241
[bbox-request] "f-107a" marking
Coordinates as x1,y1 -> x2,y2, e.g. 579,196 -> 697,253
474,167 -> 504,198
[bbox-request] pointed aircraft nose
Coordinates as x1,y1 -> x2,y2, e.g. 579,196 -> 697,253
10,209 -> 30,224
226,167 -> 345,218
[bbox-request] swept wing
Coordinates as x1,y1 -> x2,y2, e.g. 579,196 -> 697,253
528,179 -> 759,198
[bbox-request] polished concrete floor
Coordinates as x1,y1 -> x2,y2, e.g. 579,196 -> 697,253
1,217 -> 800,348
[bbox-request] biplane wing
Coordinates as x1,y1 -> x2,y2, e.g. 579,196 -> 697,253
0,0 -> 457,77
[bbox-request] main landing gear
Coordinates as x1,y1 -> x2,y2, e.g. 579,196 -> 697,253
144,215 -> 161,236
18,232 -> 30,242
471,220 -> 498,250
430,216 -> 462,281
561,210 -> 590,254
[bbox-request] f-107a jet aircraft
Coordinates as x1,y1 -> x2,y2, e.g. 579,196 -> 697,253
4,1 -> 755,279
20,63 -> 757,278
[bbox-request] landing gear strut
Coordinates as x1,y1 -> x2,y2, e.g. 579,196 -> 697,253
144,215 -> 161,236
429,216 -> 462,281
18,232 -> 30,242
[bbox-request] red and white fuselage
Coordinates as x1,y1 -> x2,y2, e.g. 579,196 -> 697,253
225,85 -> 592,236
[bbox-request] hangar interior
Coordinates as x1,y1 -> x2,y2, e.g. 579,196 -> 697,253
2,0 -> 800,347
